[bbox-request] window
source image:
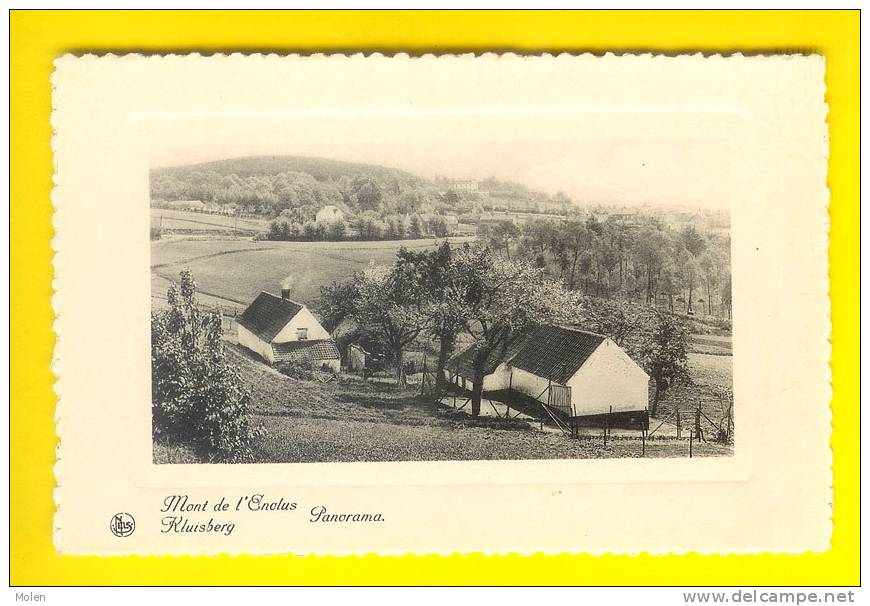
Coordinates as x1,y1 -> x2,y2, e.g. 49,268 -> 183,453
296,328 -> 308,340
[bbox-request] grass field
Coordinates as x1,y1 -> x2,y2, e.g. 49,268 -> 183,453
689,334 -> 732,355
151,236 -> 475,308
151,208 -> 270,233
153,343 -> 732,464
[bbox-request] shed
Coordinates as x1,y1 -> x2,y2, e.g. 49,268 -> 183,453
347,343 -> 370,372
237,290 -> 340,371
445,325 -> 648,420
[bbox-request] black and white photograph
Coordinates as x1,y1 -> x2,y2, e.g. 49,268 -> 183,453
149,142 -> 734,464
50,51 -> 832,556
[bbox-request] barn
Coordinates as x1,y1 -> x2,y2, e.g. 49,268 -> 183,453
445,325 -> 649,423
237,290 -> 341,371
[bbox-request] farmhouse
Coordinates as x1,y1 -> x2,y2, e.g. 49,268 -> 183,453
445,325 -> 649,421
315,205 -> 345,225
237,290 -> 341,371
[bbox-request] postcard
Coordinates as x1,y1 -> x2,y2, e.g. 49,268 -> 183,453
51,53 -> 830,554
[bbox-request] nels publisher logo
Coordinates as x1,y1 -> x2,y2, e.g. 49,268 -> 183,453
110,512 -> 135,537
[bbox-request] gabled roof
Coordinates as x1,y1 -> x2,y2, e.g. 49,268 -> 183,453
237,292 -> 303,343
510,325 -> 606,385
272,340 -> 340,364
445,336 -> 527,381
445,325 -> 607,385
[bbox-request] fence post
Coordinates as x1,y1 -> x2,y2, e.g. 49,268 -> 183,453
641,429 -> 646,457
695,404 -> 702,442
608,406 -> 612,433
676,410 -> 681,439
689,430 -> 693,458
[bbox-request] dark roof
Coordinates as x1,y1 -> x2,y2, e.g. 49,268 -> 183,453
510,325 -> 606,384
237,292 -> 303,343
272,340 -> 341,364
445,337 -> 526,381
446,325 -> 606,384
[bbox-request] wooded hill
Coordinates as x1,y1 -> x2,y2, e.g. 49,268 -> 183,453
150,155 -> 568,217
154,155 -> 420,185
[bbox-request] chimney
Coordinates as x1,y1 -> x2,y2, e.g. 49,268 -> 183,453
281,288 -> 291,301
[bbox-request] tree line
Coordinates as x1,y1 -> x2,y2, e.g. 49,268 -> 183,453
260,212 -> 453,242
482,216 -> 731,319
151,166 -> 570,223
319,241 -> 691,418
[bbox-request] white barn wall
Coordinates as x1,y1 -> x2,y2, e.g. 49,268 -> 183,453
510,367 -> 553,404
272,306 -> 331,343
484,363 -> 512,391
567,339 -> 648,416
445,363 -> 511,392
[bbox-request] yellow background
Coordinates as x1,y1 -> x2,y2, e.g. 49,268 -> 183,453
10,10 -> 859,585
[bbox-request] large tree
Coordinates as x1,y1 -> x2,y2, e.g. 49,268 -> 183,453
353,259 -> 433,387
699,249 -> 724,315
721,272 -> 732,320
638,310 -> 691,416
633,227 -> 668,304
451,246 -> 561,417
480,220 -> 520,259
395,242 -> 461,389
675,246 -> 701,314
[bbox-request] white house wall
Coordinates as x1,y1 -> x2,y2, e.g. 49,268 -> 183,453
237,323 -> 275,363
272,306 -> 331,343
567,339 -> 649,416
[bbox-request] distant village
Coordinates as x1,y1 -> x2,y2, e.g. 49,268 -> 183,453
153,174 -> 731,240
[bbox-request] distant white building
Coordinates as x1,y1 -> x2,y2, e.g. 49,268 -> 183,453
237,290 -> 340,371
450,179 -> 479,194
316,205 -> 345,225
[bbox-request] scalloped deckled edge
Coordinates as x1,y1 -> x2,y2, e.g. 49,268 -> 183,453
50,52 -> 832,558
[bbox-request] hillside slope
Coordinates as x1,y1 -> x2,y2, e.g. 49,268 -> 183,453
153,155 -> 420,183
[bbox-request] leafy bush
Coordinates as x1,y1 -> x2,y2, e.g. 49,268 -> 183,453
276,360 -> 338,381
151,270 -> 263,462
275,361 -> 317,381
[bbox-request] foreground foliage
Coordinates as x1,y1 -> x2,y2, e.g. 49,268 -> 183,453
151,270 -> 262,462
